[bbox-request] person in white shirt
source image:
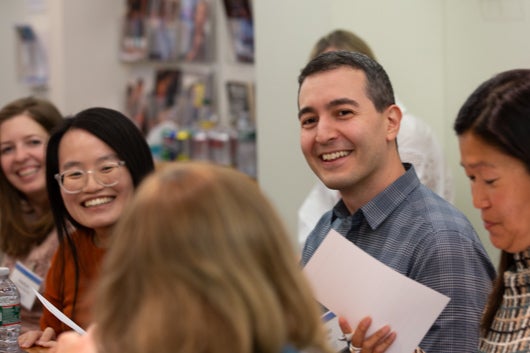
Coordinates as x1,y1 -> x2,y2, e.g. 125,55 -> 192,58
298,29 -> 453,248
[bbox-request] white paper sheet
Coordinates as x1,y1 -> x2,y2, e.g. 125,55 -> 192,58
32,288 -> 86,335
304,229 -> 450,353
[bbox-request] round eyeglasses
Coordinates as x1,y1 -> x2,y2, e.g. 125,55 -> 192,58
55,160 -> 126,194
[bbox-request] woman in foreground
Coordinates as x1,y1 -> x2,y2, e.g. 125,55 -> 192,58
56,161 -> 333,353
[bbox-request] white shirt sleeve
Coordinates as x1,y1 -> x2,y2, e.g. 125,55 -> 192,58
397,108 -> 454,203
297,180 -> 340,250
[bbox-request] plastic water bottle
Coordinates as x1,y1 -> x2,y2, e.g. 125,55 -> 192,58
235,112 -> 257,178
0,267 -> 21,353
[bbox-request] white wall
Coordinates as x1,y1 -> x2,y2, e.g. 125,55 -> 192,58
330,0 -> 446,138
0,0 -> 126,115
58,0 -> 126,114
253,0 -> 331,249
0,1 -> 44,103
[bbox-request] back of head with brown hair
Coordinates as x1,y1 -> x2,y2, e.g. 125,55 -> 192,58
310,29 -> 376,60
95,161 -> 331,353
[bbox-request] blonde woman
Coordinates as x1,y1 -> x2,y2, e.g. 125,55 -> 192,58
57,162 -> 333,353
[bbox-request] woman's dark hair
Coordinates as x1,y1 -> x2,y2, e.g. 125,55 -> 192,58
454,69 -> 530,172
0,96 -> 63,256
454,68 -> 530,332
45,107 -> 155,319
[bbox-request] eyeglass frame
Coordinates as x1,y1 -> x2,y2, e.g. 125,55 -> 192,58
54,160 -> 126,194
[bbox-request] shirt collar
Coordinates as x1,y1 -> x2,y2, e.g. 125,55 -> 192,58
514,249 -> 530,271
331,163 -> 420,230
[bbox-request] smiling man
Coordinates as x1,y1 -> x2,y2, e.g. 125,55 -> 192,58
297,51 -> 496,353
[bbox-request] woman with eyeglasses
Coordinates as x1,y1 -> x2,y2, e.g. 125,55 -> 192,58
19,107 -> 155,350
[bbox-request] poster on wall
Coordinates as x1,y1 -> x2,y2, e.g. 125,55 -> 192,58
14,24 -> 49,88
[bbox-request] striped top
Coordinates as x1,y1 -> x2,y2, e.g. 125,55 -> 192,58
301,164 -> 496,353
479,250 -> 530,353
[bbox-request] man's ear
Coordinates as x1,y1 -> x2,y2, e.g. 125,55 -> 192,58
385,104 -> 402,141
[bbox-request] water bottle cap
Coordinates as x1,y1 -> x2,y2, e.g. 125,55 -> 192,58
0,267 -> 9,276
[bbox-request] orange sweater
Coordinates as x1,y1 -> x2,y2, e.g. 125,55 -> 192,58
40,230 -> 106,334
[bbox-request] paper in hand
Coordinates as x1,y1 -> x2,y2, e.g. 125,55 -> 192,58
32,288 -> 86,335
304,229 -> 450,353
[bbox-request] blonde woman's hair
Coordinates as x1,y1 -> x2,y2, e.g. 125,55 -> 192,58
310,29 -> 376,60
95,162 -> 331,353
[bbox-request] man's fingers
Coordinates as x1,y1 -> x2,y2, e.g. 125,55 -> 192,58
373,331 -> 396,353
351,316 -> 371,346
338,316 -> 353,334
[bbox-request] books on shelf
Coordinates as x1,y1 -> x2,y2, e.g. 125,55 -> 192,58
120,0 -> 214,63
148,68 -> 182,127
120,0 -> 150,62
222,0 -> 254,63
226,80 -> 255,125
125,67 -> 214,135
120,0 -> 256,177
178,0 -> 214,62
176,69 -> 215,127
125,74 -> 150,135
146,0 -> 181,61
